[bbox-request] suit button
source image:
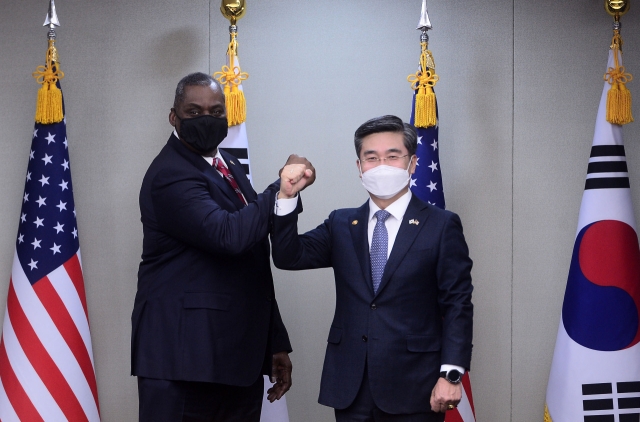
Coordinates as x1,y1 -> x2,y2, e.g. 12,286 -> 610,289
371,304 -> 377,310
362,335 -> 368,342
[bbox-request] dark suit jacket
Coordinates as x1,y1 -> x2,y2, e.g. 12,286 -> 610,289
271,194 -> 472,414
132,134 -> 291,386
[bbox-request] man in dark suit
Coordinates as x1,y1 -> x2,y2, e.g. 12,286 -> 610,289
271,115 -> 473,421
131,72 -> 314,421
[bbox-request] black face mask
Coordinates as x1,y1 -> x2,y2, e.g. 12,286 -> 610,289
177,114 -> 228,154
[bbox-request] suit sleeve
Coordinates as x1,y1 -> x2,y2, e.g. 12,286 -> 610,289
270,299 -> 292,354
436,213 -> 474,370
271,207 -> 334,271
151,165 -> 279,256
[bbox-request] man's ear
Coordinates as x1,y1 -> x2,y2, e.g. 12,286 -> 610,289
356,159 -> 363,178
169,108 -> 177,127
409,155 -> 417,175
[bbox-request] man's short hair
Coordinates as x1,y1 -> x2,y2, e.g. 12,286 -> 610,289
354,115 -> 418,158
173,72 -> 222,108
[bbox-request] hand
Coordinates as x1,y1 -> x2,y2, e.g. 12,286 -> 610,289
278,164 -> 314,199
430,377 -> 462,413
279,155 -> 316,189
266,351 -> 292,402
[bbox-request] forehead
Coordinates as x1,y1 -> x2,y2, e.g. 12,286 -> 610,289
180,84 -> 224,107
360,131 -> 406,155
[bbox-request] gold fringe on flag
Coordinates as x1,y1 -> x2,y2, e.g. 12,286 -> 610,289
543,404 -> 553,422
214,29 -> 249,127
407,41 -> 439,128
605,30 -> 633,125
32,39 -> 64,124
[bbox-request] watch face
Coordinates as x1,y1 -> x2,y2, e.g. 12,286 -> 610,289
447,369 -> 462,383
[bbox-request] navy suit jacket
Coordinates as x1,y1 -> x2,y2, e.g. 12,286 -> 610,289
271,194 -> 472,414
132,134 -> 291,386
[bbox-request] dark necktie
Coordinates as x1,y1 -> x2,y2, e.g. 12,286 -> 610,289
213,157 -> 247,206
370,210 -> 391,294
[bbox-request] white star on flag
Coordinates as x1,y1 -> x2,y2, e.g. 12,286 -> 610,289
428,161 -> 439,172
45,133 -> 56,144
427,181 -> 438,192
53,222 -> 64,233
42,153 -> 53,165
31,238 -> 42,249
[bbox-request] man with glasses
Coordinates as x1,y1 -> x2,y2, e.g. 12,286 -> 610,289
272,115 -> 473,421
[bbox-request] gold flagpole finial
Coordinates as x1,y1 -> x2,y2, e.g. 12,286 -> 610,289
605,0 -> 629,17
220,0 -> 246,26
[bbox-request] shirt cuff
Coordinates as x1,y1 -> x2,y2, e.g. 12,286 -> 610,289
275,194 -> 299,215
440,364 -> 465,375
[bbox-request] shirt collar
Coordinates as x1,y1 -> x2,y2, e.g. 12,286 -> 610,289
368,190 -> 412,223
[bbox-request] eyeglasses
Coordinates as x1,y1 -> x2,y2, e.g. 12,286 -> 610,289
361,154 -> 410,164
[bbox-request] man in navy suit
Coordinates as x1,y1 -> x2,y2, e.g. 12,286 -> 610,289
272,115 -> 473,421
131,72 -> 314,421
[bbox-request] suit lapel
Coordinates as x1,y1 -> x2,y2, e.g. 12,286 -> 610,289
169,135 -> 244,208
349,202 -> 374,296
221,150 -> 257,204
375,195 -> 431,296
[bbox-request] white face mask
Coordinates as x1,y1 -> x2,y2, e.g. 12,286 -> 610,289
359,159 -> 412,200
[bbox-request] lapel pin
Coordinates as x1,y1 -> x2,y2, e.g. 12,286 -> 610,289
409,219 -> 419,225
229,160 -> 235,165
352,220 -> 358,225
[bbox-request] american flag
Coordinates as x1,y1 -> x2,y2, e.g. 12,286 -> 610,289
409,93 -> 445,209
409,93 -> 477,422
0,107 -> 100,421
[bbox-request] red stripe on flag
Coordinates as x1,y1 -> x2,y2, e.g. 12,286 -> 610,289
33,276 -> 99,409
64,255 -> 88,320
7,282 -> 88,422
0,336 -> 44,422
461,372 -> 475,416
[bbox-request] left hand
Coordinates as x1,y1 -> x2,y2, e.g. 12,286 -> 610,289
266,351 -> 292,402
430,377 -> 462,413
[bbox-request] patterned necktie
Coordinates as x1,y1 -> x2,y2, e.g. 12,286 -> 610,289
370,210 -> 391,294
213,157 -> 247,206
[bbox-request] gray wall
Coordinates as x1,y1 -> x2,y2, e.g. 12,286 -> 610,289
0,1 -> 638,421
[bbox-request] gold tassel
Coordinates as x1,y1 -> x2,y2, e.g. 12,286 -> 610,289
605,31 -> 633,125
32,39 -> 64,124
214,31 -> 249,127
543,404 -> 553,422
407,42 -> 439,128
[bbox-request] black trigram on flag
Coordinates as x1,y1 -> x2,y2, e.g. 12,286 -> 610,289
583,382 -> 640,422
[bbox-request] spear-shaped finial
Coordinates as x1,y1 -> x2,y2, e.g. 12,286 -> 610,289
417,0 -> 432,31
43,0 -> 60,41
43,0 -> 60,28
